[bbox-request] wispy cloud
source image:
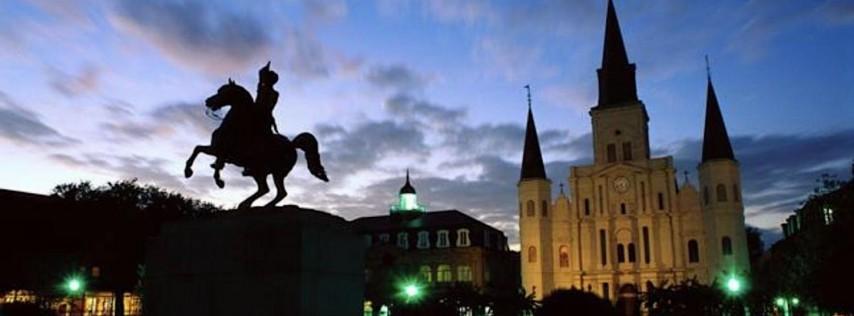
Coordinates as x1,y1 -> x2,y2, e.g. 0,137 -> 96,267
0,92 -> 78,146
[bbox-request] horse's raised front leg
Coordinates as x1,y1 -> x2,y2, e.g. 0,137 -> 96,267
238,174 -> 269,209
213,168 -> 225,189
264,172 -> 288,208
185,145 -> 213,178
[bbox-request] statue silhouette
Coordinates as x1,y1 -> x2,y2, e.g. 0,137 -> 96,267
257,61 -> 280,135
184,65 -> 328,209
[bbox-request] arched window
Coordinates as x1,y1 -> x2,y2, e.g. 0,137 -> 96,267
716,184 -> 728,202
437,265 -> 452,282
617,244 -> 626,263
526,200 -> 535,217
620,203 -> 627,215
559,246 -> 569,268
457,265 -> 473,282
703,186 -> 710,205
722,236 -> 733,256
733,184 -> 740,202
528,246 -> 537,263
688,240 -> 700,263
627,243 -> 636,263
542,201 -> 548,217
657,193 -> 665,210
599,230 -> 607,265
607,143 -> 617,162
456,229 -> 470,247
419,265 -> 432,282
622,142 -> 633,161
584,199 -> 591,216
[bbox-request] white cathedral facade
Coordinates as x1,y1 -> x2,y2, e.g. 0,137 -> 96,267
518,0 -> 749,300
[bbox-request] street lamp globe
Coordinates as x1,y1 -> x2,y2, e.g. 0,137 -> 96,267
726,277 -> 741,294
405,285 -> 419,298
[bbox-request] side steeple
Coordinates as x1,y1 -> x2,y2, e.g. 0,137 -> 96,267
701,59 -> 736,162
520,85 -> 548,181
595,0 -> 639,108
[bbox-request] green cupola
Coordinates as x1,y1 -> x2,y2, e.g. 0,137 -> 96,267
390,169 -> 426,214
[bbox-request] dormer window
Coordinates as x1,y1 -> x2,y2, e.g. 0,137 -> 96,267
397,232 -> 409,249
437,230 -> 450,248
456,229 -> 470,247
417,231 -> 430,249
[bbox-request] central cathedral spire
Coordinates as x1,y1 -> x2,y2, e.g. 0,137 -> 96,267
595,0 -> 639,108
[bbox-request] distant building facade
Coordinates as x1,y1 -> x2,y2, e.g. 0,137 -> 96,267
351,172 -> 520,314
0,189 -> 143,316
518,0 -> 750,301
782,176 -> 852,238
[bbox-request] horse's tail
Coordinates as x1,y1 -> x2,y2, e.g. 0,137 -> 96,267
292,132 -> 329,182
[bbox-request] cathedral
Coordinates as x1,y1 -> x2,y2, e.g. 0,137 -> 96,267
518,0 -> 749,300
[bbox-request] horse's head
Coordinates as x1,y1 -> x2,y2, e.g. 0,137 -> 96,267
206,79 -> 252,112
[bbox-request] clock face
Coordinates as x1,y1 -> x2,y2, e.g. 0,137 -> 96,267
614,177 -> 630,193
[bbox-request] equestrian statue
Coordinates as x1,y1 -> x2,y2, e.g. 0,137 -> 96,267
184,62 -> 329,208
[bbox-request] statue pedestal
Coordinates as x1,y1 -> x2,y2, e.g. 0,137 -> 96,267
143,206 -> 365,316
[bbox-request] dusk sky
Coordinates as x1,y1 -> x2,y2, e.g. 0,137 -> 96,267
1,0 -> 853,247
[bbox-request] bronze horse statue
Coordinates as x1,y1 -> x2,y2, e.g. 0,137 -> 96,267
184,80 -> 328,208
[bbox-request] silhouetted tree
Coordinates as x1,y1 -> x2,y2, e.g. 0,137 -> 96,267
642,278 -> 749,316
47,179 -> 220,315
537,288 -> 617,316
745,226 -> 764,270
752,171 -> 853,313
491,287 -> 537,316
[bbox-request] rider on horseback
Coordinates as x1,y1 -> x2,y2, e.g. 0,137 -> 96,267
257,61 -> 280,135
185,65 -> 328,208
210,62 -> 281,183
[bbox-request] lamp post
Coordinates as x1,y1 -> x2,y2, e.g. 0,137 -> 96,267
65,276 -> 85,316
723,275 -> 747,316
775,297 -> 799,316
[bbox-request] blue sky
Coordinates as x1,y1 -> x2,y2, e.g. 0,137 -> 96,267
1,0 -> 852,247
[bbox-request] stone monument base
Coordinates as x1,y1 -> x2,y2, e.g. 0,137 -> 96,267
144,206 -> 364,316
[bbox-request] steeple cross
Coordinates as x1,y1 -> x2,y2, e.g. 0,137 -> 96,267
705,55 -> 711,79
524,84 -> 532,109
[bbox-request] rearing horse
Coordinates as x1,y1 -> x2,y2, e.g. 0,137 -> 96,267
184,80 -> 329,208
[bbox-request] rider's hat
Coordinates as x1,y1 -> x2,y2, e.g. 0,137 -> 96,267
260,61 -> 279,85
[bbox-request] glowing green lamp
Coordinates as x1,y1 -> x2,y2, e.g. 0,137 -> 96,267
725,276 -> 742,295
65,277 -> 84,295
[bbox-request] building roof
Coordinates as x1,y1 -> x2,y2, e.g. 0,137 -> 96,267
701,75 -> 736,162
351,209 -> 502,234
595,0 -> 639,108
0,188 -> 63,218
520,107 -> 548,181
